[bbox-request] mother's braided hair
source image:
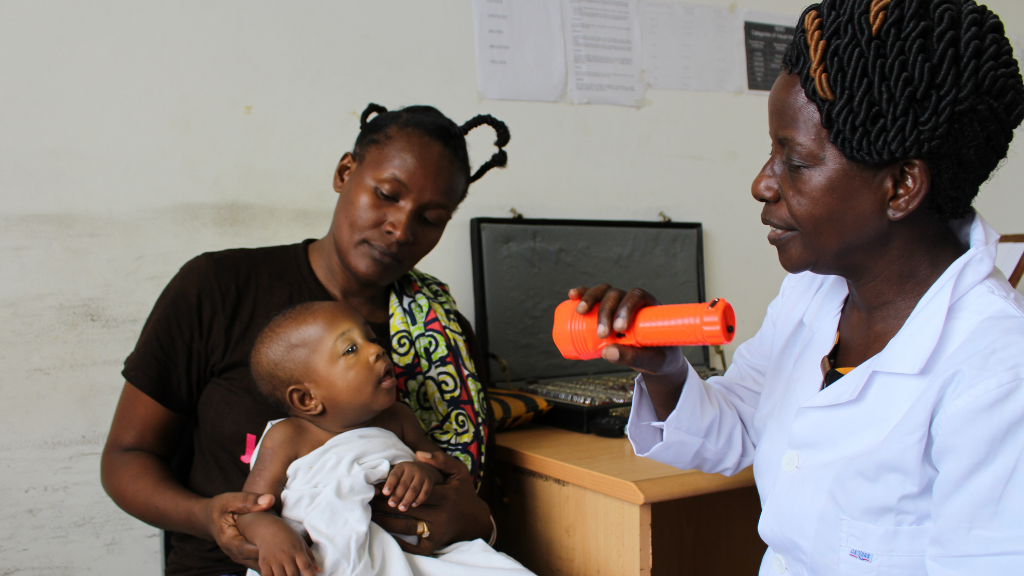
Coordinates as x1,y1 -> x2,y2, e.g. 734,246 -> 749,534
353,103 -> 510,197
783,0 -> 1024,220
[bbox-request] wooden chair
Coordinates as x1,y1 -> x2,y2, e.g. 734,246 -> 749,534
996,234 -> 1024,289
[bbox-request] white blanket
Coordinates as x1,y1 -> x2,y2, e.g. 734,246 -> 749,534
245,422 -> 533,576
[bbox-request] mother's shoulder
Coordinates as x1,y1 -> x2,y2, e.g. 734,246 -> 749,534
176,241 -> 313,283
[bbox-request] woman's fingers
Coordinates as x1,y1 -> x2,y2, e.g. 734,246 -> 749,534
393,532 -> 430,555
569,284 -> 660,337
569,283 -> 625,338
601,342 -> 685,376
571,284 -> 612,315
373,451 -> 489,556
207,492 -> 274,568
594,287 -> 628,338
370,509 -> 418,535
416,450 -> 468,478
615,288 -> 661,332
219,529 -> 260,567
216,491 -> 275,515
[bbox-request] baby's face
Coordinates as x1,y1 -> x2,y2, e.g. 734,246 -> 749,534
303,304 -> 398,427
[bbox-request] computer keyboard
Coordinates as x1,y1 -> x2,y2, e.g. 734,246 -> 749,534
523,369 -> 722,407
523,374 -> 635,406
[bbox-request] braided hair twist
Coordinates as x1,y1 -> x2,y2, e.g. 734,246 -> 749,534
783,0 -> 1024,220
353,103 -> 510,197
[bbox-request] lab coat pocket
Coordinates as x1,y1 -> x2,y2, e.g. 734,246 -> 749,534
838,518 -> 929,576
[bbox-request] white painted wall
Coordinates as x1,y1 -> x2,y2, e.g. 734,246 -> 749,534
2,1 -> 1023,573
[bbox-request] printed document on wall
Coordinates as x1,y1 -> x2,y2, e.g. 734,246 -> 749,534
640,2 -> 743,92
742,10 -> 797,93
561,0 -> 645,106
473,0 -> 566,102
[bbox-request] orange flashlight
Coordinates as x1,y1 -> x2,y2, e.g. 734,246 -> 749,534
552,298 -> 736,360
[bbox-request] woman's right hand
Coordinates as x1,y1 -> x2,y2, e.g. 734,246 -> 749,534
101,383 -> 274,570
568,284 -> 687,376
569,285 -> 689,420
201,492 -> 276,569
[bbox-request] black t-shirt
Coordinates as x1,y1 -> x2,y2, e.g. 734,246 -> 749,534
124,240 -> 470,576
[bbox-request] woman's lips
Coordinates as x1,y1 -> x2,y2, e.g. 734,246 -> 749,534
766,225 -> 797,245
365,241 -> 402,265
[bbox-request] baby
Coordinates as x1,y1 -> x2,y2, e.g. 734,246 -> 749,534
237,300 -> 532,576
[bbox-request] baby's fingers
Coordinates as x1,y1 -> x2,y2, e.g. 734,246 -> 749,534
412,480 -> 433,508
391,472 -> 416,510
397,476 -> 425,511
296,550 -> 320,576
382,468 -> 403,497
263,560 -> 287,576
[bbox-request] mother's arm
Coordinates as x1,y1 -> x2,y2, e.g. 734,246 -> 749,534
100,382 -> 273,569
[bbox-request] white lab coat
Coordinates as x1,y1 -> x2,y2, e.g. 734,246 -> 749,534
628,213 -> 1024,575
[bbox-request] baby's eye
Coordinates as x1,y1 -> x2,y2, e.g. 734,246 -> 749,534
344,344 -> 357,355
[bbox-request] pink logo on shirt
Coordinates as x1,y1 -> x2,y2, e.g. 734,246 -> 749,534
240,433 -> 257,464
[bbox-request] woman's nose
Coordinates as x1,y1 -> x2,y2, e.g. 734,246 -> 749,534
751,159 -> 780,203
384,210 -> 414,244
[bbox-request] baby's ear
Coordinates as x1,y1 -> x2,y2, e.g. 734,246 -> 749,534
286,384 -> 323,416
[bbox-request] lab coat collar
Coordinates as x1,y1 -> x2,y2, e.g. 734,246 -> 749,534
801,213 -> 997,408
810,212 -> 995,370
873,211 -> 997,375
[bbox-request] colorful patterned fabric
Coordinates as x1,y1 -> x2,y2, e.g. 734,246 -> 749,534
488,389 -> 553,432
821,331 -> 856,389
388,269 -> 488,487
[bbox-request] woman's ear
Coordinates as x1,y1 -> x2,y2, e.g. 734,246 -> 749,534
333,153 -> 357,194
287,384 -> 323,416
886,159 -> 931,220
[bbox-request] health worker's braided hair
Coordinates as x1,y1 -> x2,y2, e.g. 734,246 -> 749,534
353,103 -> 510,198
783,0 -> 1024,220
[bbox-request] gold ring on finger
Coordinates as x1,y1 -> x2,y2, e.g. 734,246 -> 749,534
416,520 -> 430,539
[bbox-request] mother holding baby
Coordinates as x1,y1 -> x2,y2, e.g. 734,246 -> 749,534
101,104 -> 508,575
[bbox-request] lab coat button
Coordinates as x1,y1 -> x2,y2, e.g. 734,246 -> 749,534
772,553 -> 787,574
781,451 -> 799,472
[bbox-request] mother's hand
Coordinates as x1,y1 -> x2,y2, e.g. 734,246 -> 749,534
101,383 -> 275,571
371,451 -> 491,555
201,492 -> 275,569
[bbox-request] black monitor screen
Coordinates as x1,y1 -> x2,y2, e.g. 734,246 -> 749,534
471,218 -> 707,385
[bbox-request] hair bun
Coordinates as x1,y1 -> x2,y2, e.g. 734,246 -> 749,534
460,115 -> 511,183
783,0 -> 1024,220
360,103 -> 388,130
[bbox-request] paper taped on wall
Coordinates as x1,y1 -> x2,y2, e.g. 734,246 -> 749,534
472,0 -> 567,102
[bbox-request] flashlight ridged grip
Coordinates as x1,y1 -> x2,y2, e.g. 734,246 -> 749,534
552,299 -> 736,361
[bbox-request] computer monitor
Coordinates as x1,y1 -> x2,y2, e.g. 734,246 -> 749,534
470,218 -> 707,386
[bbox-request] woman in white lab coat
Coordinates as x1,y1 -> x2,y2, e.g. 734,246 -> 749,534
572,1 -> 1024,574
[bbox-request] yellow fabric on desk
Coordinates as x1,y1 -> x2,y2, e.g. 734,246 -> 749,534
488,389 -> 553,432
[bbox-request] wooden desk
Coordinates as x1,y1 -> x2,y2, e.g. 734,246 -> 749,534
492,426 -> 765,576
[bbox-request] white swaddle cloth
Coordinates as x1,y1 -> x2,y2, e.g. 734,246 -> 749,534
245,421 -> 533,576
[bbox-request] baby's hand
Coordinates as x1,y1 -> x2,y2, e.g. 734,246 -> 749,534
251,518 -> 319,576
382,455 -> 444,511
